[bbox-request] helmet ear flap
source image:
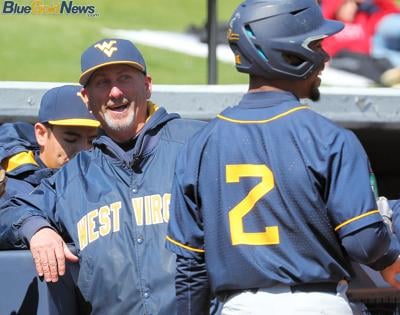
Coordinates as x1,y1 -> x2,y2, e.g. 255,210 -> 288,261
227,0 -> 344,80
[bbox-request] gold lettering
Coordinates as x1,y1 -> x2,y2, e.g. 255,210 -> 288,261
45,4 -> 59,14
87,209 -> 99,243
31,0 -> 43,14
151,195 -> 163,224
76,201 -> 121,251
163,193 -> 171,222
31,0 -> 59,15
98,206 -> 111,236
144,196 -> 152,225
77,216 -> 88,250
132,197 -> 144,226
110,202 -> 121,232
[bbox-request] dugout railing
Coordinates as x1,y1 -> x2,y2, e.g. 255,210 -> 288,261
2,81 -> 400,197
0,82 -> 400,314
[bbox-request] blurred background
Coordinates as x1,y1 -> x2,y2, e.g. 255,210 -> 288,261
1,0 -> 400,86
0,0 -> 245,84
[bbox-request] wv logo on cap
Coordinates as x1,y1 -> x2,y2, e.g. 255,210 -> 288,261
94,40 -> 118,57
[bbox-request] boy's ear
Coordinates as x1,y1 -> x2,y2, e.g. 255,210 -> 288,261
34,122 -> 50,146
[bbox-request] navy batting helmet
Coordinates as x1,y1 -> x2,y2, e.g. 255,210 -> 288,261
227,0 -> 344,80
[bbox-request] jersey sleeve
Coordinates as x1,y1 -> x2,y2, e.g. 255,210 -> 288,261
341,222 -> 399,269
325,130 -> 383,238
166,140 -> 206,260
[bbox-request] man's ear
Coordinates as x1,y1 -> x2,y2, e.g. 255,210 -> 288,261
145,74 -> 153,99
80,88 -> 91,111
34,122 -> 50,147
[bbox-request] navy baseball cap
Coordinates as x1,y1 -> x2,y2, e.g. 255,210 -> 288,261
39,85 -> 100,127
79,38 -> 147,85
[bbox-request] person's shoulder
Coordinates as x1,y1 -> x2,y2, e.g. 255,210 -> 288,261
297,108 -> 361,147
317,118 -> 362,150
1,176 -> 34,200
0,122 -> 35,143
162,118 -> 206,143
302,107 -> 345,131
0,122 -> 37,162
166,118 -> 206,130
43,149 -> 100,190
57,148 -> 98,177
71,147 -> 98,165
309,112 -> 357,140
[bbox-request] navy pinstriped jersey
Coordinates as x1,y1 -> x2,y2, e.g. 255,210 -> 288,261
166,91 -> 384,294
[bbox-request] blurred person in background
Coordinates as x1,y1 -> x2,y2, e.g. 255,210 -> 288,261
321,0 -> 400,87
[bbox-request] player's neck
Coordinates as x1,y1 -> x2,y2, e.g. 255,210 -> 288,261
248,75 -> 304,98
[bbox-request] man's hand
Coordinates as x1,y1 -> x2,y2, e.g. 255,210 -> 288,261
380,257 -> 400,289
0,168 -> 6,197
30,228 -> 79,282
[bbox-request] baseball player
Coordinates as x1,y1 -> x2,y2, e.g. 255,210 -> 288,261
0,85 -> 99,205
165,1 -> 400,314
0,39 -> 207,314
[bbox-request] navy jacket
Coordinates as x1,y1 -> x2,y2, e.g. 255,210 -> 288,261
0,106 -> 205,315
0,122 -> 56,204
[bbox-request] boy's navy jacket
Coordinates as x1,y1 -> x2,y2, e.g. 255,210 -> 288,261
0,122 -> 56,204
0,106 -> 205,315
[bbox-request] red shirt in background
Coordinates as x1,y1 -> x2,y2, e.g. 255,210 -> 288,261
321,0 -> 400,56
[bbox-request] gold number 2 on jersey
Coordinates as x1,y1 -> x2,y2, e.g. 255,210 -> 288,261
226,164 -> 280,246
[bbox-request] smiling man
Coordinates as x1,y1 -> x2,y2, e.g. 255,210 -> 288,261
81,64 -> 151,143
0,38 -> 206,314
